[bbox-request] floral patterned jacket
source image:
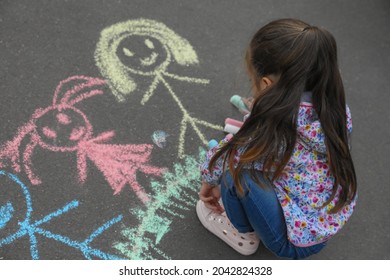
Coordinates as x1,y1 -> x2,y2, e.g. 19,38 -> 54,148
200,96 -> 356,247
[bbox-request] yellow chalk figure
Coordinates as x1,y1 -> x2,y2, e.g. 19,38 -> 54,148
95,18 -> 223,158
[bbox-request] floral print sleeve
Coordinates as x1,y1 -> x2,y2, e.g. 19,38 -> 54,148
200,135 -> 231,186
200,134 -> 265,186
346,105 -> 353,133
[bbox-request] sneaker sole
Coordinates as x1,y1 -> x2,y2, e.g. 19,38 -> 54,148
196,200 -> 259,255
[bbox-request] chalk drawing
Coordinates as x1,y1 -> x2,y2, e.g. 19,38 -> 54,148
95,19 -> 223,158
0,202 -> 14,229
151,130 -> 169,148
114,148 -> 206,259
0,170 -> 124,259
0,76 -> 165,203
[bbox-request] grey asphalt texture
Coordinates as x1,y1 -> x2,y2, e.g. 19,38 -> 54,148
0,0 -> 389,260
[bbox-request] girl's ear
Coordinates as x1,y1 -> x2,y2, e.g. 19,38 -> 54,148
259,75 -> 278,91
258,74 -> 281,92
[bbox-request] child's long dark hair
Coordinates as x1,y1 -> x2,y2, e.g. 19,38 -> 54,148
209,19 -> 357,213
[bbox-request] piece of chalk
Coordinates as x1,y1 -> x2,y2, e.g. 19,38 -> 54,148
230,95 -> 249,113
225,134 -> 234,141
208,139 -> 218,149
225,118 -> 244,128
224,123 -> 241,135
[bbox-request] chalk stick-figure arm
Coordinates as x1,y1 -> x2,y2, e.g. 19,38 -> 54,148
163,72 -> 210,84
0,121 -> 36,173
158,75 -> 223,158
141,73 -> 210,105
23,135 -> 42,185
0,141 -> 21,173
141,76 -> 161,105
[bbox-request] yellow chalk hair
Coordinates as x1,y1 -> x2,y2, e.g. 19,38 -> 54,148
95,18 -> 199,101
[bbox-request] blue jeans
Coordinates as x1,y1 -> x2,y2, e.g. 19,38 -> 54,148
220,171 -> 326,259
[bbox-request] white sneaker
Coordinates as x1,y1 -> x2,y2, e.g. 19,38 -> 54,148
196,200 -> 260,255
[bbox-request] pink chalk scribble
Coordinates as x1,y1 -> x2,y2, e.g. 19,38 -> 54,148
0,75 -> 165,203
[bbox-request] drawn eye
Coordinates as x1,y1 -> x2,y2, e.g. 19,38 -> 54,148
42,126 -> 57,139
144,39 -> 155,49
56,113 -> 72,125
123,47 -> 134,57
69,126 -> 86,141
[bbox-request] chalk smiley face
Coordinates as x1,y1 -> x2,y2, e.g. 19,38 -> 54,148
116,35 -> 169,74
95,19 -> 202,101
34,106 -> 92,152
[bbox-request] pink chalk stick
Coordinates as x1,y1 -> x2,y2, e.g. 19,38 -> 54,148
225,134 -> 234,141
225,118 -> 244,128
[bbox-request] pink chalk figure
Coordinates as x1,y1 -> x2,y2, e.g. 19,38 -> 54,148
0,75 -> 165,204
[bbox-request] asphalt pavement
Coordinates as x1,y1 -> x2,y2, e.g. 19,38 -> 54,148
0,0 -> 389,260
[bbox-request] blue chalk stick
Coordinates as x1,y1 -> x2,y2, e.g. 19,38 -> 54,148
208,139 -> 218,149
230,95 -> 249,112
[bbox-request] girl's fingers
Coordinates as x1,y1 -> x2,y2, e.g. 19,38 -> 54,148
203,200 -> 224,214
199,195 -> 214,202
204,202 -> 220,212
199,183 -> 223,213
242,97 -> 254,109
215,203 -> 224,213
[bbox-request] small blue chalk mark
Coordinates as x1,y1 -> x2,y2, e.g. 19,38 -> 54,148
152,130 -> 169,148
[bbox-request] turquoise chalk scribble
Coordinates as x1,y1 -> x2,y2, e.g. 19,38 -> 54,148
114,148 -> 206,259
0,202 -> 14,229
0,170 -> 124,260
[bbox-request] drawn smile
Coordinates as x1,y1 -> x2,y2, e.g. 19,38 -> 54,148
140,52 -> 158,66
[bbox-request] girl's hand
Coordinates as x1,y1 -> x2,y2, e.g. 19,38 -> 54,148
242,97 -> 254,110
199,182 -> 224,214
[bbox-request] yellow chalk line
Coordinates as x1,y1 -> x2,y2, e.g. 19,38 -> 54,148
164,72 -> 210,84
159,75 -> 223,158
140,76 -> 161,105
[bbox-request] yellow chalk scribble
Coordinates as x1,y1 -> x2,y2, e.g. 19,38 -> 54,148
95,19 -> 223,158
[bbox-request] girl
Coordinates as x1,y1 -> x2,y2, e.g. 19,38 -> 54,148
197,18 -> 357,259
